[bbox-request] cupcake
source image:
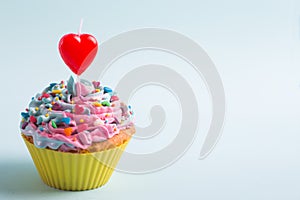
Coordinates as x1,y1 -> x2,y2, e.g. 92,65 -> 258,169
20,76 -> 135,190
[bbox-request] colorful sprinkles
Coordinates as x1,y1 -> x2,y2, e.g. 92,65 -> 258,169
20,76 -> 134,151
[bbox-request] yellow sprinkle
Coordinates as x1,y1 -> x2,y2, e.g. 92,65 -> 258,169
45,113 -> 49,117
71,100 -> 74,104
52,90 -> 61,94
95,89 -> 100,93
60,84 -> 65,88
93,102 -> 102,107
59,94 -> 63,97
35,107 -> 39,111
55,97 -> 59,101
79,119 -> 84,123
22,118 -> 25,122
48,108 -> 52,111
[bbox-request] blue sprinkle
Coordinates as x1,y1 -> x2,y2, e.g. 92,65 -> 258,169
21,112 -> 29,119
49,83 -> 57,88
39,127 -> 44,131
103,87 -> 113,94
60,117 -> 71,125
31,97 -> 34,100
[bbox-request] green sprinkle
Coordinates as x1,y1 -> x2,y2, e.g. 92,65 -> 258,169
52,121 -> 57,128
101,101 -> 110,107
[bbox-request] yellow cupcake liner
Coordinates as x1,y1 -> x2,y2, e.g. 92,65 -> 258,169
22,137 -> 129,191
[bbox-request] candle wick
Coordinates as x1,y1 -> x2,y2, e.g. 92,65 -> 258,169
78,18 -> 83,35
76,75 -> 82,97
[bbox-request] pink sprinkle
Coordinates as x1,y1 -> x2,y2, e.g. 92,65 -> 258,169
43,93 -> 50,98
110,96 -> 119,102
29,116 -> 37,123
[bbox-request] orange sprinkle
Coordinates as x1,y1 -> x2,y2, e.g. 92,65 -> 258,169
93,102 -> 102,107
64,127 -> 73,136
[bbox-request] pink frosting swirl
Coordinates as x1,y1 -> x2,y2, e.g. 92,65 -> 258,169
20,76 -> 134,151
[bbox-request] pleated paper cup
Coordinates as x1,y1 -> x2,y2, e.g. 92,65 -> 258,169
22,135 -> 129,191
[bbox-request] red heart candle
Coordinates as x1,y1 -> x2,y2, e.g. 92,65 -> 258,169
59,33 -> 98,75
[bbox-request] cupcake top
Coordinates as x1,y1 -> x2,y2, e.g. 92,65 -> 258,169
20,76 -> 134,152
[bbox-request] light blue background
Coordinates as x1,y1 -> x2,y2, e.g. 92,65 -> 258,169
1,0 -> 300,199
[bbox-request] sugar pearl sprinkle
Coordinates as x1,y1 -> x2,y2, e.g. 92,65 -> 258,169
20,76 -> 134,151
